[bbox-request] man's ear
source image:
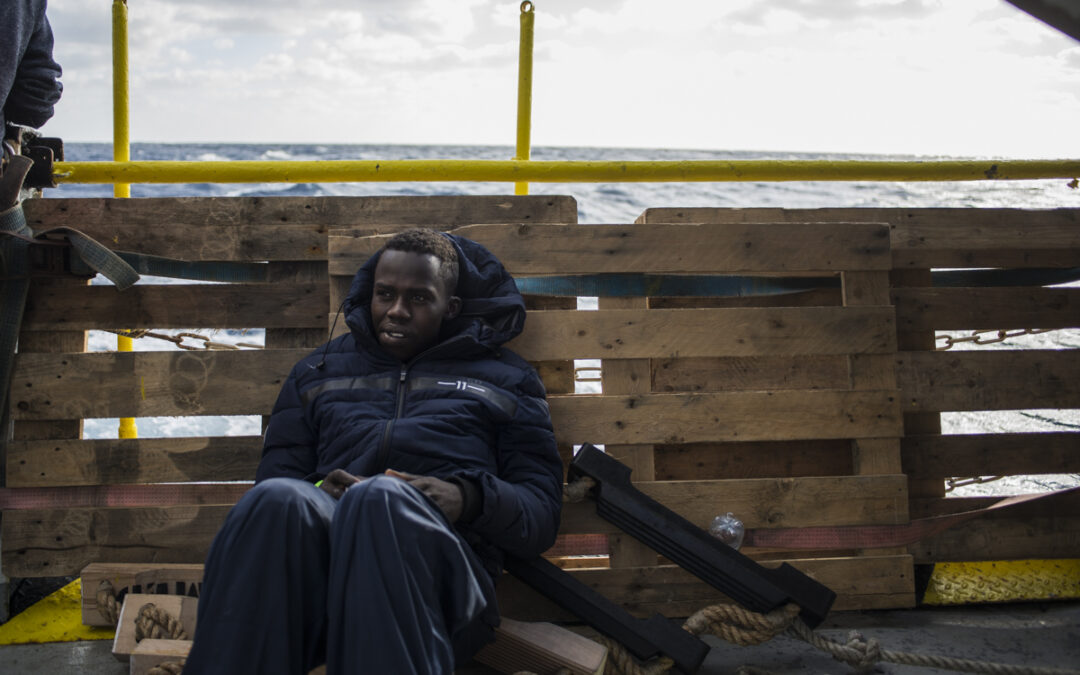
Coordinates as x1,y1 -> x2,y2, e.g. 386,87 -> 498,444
446,296 -> 462,320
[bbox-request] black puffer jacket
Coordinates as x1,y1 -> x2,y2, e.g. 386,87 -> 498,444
257,233 -> 563,574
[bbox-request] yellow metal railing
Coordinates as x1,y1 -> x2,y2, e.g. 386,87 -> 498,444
514,2 -> 535,195
81,0 -> 1080,193
113,0 -> 136,440
53,158 -> 1080,184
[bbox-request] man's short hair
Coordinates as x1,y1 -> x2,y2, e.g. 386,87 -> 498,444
383,228 -> 459,294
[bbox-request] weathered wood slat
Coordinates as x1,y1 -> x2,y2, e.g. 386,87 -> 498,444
910,516 -> 1080,562
7,437 -> 263,487
897,350 -> 1080,412
1,475 -> 907,577
654,440 -> 853,480
12,349 -> 899,434
508,307 -> 896,360
902,432 -> 1079,479
21,196 -> 579,260
329,223 -> 892,275
560,475 -> 908,535
893,287 -> 1080,332
22,283 -> 326,330
636,207 -> 1080,269
11,349 -> 307,419
497,555 -> 915,619
549,390 -> 902,444
652,355 -> 850,393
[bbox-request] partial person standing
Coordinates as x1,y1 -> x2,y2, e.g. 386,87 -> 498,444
1,0 -> 63,158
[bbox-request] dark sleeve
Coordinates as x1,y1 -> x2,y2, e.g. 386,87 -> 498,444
453,366 -> 563,558
256,364 -> 319,483
4,4 -> 63,129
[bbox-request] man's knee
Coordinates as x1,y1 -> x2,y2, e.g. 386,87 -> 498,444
235,478 -> 332,521
336,475 -> 442,526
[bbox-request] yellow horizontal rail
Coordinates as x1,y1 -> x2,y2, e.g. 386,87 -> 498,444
53,159 -> 1080,185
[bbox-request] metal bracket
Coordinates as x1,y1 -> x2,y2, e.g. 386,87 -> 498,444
504,555 -> 710,674
568,443 -> 836,628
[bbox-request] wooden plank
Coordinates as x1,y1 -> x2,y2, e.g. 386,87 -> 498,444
897,350 -> 1080,412
636,206 -> 1080,269
22,282 -> 326,330
21,196 -> 579,260
507,307 -> 897,361
131,639 -> 193,675
2,506 -> 231,577
548,389 -> 902,445
497,555 -> 915,619
653,440 -> 852,480
558,475 -> 909,535
12,278 -> 88,446
474,618 -> 607,675
600,296 -> 658,569
653,355 -> 850,392
902,432 -> 1080,479
10,349 -> 307,420
893,287 -> 1080,332
329,223 -> 893,276
910,516 -> 1080,562
7,437 -> 263,487
2,476 -> 908,577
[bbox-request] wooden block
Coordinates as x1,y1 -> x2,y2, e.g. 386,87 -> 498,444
474,617 -> 607,675
82,563 -> 205,627
130,639 -> 192,675
112,594 -> 197,663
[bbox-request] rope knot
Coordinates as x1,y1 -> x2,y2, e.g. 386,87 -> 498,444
840,630 -> 882,673
563,475 -> 595,503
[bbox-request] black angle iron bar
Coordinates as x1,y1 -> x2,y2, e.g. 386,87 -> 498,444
504,555 -> 710,674
568,444 -> 836,628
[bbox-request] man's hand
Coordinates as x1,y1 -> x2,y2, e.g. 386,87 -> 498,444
319,468 -> 363,500
385,469 -> 464,522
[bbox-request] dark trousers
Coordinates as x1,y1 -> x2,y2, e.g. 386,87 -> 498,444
184,475 -> 497,675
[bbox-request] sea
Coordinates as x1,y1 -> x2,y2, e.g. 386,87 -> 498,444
53,142 -> 1080,496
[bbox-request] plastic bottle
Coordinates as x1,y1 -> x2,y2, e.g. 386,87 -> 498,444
708,512 -> 744,550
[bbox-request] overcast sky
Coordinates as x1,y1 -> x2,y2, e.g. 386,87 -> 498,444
43,0 -> 1080,157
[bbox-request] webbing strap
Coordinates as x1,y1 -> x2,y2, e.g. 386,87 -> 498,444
0,203 -> 34,457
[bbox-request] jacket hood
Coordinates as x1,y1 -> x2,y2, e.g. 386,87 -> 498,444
343,232 -> 527,357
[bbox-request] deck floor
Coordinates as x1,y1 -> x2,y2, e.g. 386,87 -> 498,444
1,602 -> 1077,674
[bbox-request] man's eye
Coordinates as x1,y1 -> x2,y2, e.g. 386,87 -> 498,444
412,294 -> 430,303
376,290 -> 393,299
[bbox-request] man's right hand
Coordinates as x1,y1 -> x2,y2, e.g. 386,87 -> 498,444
319,468 -> 363,500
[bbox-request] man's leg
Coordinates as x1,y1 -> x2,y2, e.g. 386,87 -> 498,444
326,475 -> 497,675
185,478 -> 337,675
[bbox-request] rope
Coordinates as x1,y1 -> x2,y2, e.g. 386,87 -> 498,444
563,475 -> 595,503
594,601 -> 1080,675
96,579 -> 121,626
683,603 -> 799,647
134,602 -> 189,642
787,618 -> 1080,675
148,663 -> 185,675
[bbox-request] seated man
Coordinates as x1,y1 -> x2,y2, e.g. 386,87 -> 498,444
185,228 -> 564,675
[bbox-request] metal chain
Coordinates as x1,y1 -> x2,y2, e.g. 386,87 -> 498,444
944,475 -> 1007,493
105,329 -> 263,351
936,328 -> 1056,351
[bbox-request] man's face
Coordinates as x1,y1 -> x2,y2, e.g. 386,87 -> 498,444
370,250 -> 460,362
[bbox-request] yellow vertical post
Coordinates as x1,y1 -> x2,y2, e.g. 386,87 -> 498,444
514,1 -> 535,196
113,0 -> 136,439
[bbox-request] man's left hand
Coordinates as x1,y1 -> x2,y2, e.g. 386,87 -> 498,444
385,469 -> 464,522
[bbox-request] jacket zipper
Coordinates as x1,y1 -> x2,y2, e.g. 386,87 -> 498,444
369,334 -> 475,475
373,365 -> 409,474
